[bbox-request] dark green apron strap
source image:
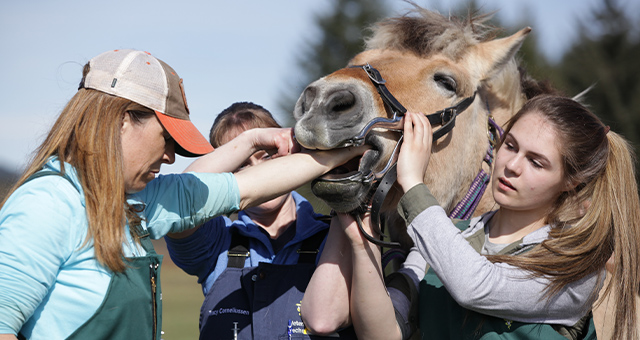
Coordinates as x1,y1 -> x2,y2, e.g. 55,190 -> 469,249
25,170 -> 78,191
26,169 -> 63,181
130,222 -> 158,256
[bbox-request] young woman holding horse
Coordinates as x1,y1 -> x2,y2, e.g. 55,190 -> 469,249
302,95 -> 640,340
165,102 -> 357,339
0,49 -> 365,340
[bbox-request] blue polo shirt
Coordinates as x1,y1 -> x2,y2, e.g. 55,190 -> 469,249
165,191 -> 329,296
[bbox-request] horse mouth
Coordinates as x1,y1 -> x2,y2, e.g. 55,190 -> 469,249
318,148 -> 379,181
310,136 -> 386,212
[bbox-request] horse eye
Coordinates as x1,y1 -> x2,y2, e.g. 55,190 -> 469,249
434,73 -> 457,93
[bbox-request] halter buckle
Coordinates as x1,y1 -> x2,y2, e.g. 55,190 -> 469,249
363,63 -> 386,85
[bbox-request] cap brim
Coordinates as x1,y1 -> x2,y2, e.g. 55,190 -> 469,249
155,111 -> 213,157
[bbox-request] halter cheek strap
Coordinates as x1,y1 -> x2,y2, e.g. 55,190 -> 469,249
360,64 -> 407,118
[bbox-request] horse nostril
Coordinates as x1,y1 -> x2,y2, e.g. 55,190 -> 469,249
301,86 -> 318,114
326,89 -> 356,114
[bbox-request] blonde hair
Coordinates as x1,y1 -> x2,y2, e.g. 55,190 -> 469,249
490,95 -> 640,340
1,69 -> 154,272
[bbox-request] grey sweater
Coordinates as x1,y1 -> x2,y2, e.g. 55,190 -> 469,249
393,183 -> 601,326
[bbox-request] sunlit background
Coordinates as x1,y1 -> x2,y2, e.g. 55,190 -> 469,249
2,0 -> 639,338
3,0 -> 637,177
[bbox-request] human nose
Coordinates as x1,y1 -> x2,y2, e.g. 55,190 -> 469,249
504,154 -> 522,176
163,140 -> 176,165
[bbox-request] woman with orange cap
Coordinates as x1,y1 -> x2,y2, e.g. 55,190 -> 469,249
0,49 -> 364,340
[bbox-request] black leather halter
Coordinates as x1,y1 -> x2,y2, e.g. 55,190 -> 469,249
346,63 -> 476,248
339,64 -> 476,148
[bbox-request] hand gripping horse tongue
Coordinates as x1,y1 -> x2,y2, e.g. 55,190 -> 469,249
293,8 -> 532,230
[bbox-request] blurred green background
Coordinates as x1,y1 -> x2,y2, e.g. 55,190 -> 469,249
152,239 -> 202,340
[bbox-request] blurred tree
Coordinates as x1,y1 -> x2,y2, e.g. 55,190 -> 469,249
552,0 -> 640,153
275,0 -> 389,127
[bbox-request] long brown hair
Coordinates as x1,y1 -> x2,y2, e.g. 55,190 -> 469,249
1,65 -> 155,272
489,95 -> 639,340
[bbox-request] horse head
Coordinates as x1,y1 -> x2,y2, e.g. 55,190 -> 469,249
294,7 -> 538,248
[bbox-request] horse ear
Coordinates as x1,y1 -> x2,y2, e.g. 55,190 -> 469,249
467,27 -> 532,81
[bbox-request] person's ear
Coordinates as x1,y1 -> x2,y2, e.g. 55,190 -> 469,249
121,111 -> 131,133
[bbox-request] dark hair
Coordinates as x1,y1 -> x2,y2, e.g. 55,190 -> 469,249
209,102 -> 280,147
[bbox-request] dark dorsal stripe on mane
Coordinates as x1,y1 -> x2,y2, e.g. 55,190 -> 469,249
365,5 -> 499,60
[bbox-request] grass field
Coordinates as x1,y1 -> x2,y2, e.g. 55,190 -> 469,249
152,239 -> 203,340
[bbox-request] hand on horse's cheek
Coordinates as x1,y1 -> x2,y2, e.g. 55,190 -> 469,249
397,112 -> 432,192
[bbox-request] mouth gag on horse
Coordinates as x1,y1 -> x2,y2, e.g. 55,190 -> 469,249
314,63 -> 478,248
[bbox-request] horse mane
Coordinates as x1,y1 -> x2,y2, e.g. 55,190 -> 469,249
364,4 -> 500,60
365,4 -> 560,100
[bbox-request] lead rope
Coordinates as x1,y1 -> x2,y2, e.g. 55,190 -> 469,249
448,100 -> 503,219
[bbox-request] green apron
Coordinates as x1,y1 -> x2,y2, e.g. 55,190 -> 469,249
418,220 -> 597,340
66,224 -> 163,340
20,171 -> 163,340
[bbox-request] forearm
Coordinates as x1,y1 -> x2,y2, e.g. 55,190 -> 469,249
164,219 -> 223,283
0,334 -> 17,340
302,219 -> 352,334
184,131 -> 258,173
235,148 -> 363,210
407,204 -> 599,325
349,241 -> 401,340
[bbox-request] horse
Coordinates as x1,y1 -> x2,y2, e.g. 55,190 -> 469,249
292,5 -> 615,339
293,6 -> 541,250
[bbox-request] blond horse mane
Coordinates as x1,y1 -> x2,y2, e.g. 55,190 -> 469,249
365,6 -> 499,59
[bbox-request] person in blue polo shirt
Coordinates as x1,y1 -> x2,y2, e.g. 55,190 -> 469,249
166,102 -> 357,340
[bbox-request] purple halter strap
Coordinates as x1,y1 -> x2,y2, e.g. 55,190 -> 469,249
448,101 -> 503,220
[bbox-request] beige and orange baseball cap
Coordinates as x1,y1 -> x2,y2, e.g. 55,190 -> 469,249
80,49 -> 213,157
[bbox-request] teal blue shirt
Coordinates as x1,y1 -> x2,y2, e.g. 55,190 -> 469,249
0,157 -> 240,339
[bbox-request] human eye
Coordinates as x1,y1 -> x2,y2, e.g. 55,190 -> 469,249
529,158 -> 544,169
162,131 -> 173,142
504,141 -> 516,151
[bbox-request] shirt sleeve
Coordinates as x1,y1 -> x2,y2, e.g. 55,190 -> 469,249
134,172 -> 241,239
398,185 -> 601,326
164,216 -> 229,286
0,177 -> 85,334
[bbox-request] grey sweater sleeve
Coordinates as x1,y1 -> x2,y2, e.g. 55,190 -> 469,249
397,184 -> 601,326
